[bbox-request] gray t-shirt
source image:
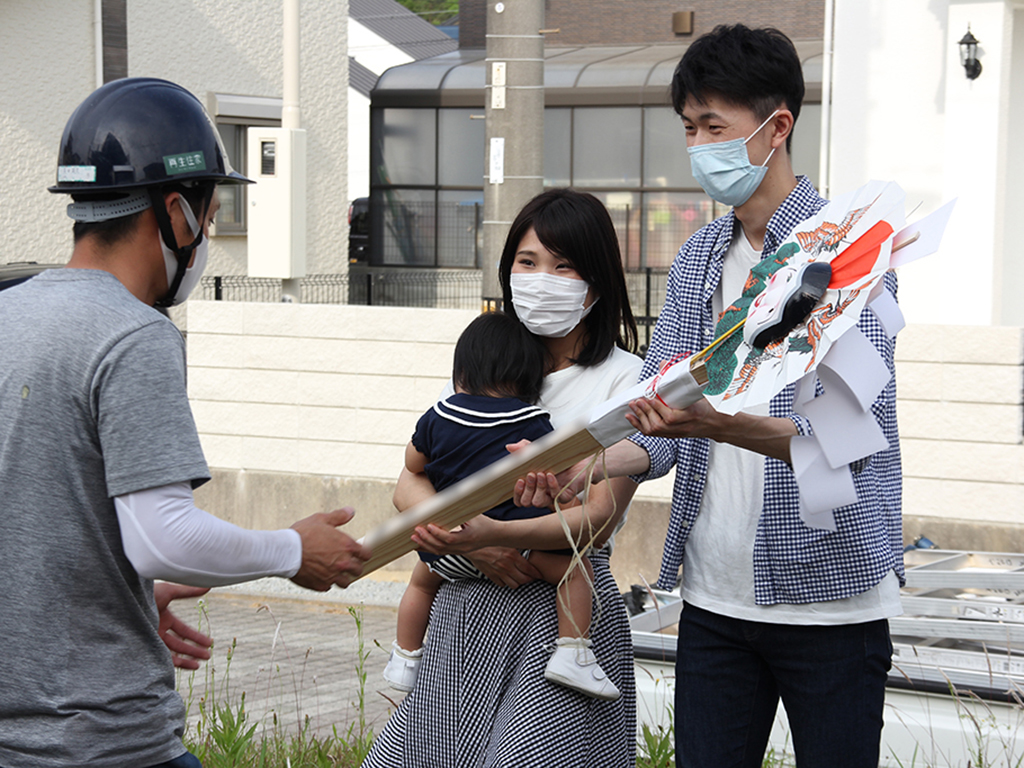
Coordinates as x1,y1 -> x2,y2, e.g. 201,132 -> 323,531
0,269 -> 210,768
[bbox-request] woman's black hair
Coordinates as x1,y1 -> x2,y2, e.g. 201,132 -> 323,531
498,188 -> 638,367
671,24 -> 804,153
453,311 -> 547,404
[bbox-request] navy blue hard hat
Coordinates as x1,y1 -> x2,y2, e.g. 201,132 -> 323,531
49,77 -> 252,194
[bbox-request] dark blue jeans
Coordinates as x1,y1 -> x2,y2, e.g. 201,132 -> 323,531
675,603 -> 892,768
2,750 -> 202,768
147,751 -> 203,768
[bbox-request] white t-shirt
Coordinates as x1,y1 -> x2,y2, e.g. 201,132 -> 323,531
682,225 -> 902,625
538,346 -> 644,429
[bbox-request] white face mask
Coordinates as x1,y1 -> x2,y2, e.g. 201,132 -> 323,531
160,197 -> 209,307
510,272 -> 597,338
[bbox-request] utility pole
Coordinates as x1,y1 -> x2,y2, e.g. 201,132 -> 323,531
482,0 -> 544,306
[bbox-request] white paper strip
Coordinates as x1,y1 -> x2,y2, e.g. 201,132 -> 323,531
790,434 -> 855,529
819,326 -> 891,413
890,198 -> 957,268
867,288 -> 905,338
801,381 -> 890,469
793,371 -> 819,408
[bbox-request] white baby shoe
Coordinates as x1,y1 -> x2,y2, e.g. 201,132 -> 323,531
543,637 -> 621,701
382,641 -> 423,692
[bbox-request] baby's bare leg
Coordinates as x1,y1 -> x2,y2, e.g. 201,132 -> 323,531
396,560 -> 444,651
530,551 -> 594,639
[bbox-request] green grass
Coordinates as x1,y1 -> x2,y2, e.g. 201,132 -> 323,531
177,602 -> 376,768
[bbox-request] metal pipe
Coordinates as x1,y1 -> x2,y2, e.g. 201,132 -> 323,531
281,0 -> 302,302
283,0 -> 301,130
94,0 -> 103,87
819,0 -> 836,198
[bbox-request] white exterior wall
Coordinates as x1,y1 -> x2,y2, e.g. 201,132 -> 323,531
1,1 -> 347,276
346,17 -> 414,203
187,303 -> 1024,530
348,89 -> 371,202
347,18 -> 413,77
897,324 -> 1024,525
187,301 -> 675,503
2,1 -> 97,266
187,302 -> 476,479
830,0 -> 1023,327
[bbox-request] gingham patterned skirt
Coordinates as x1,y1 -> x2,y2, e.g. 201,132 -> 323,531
362,549 -> 636,768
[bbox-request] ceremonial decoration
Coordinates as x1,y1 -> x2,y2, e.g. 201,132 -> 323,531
693,181 -> 955,526
701,180 -> 907,416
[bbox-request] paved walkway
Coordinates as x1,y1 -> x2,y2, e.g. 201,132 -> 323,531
174,579 -> 408,741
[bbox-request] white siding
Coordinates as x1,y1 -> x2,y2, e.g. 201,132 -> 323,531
187,301 -> 476,481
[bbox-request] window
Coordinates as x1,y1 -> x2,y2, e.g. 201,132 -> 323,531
544,108 -> 571,187
214,123 -> 246,233
438,109 -> 484,187
572,107 -> 641,187
208,94 -> 282,235
372,108 -> 436,186
643,106 -> 697,189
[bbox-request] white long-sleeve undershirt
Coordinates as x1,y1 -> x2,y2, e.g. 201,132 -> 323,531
114,482 -> 302,588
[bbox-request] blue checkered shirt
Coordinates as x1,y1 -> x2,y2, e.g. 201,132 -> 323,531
630,176 -> 905,604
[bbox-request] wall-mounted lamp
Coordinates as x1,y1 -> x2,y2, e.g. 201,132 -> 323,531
958,27 -> 982,80
672,11 -> 694,36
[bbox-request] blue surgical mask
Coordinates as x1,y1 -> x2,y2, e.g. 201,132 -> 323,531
687,110 -> 779,207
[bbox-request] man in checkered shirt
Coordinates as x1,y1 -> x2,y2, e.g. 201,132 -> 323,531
519,24 -> 903,768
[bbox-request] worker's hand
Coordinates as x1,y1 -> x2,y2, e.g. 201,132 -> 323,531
154,582 -> 213,670
289,508 -> 371,591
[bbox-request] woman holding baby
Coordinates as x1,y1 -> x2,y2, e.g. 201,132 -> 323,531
362,188 -> 643,768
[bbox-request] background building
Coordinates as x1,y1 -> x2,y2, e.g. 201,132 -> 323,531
2,0 -> 349,277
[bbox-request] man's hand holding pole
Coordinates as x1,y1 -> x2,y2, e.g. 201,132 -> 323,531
290,508 -> 372,591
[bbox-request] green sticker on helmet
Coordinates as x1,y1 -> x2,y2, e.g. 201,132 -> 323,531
163,151 -> 207,175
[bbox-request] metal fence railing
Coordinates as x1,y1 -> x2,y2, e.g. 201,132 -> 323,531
198,270 -> 485,308
626,269 -> 668,354
198,268 -> 669,354
346,269 -> 483,309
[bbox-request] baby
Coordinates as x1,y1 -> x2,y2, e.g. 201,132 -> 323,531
383,311 -> 619,701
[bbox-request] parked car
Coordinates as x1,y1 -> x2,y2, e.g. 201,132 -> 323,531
0,262 -> 62,292
348,197 -> 369,262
